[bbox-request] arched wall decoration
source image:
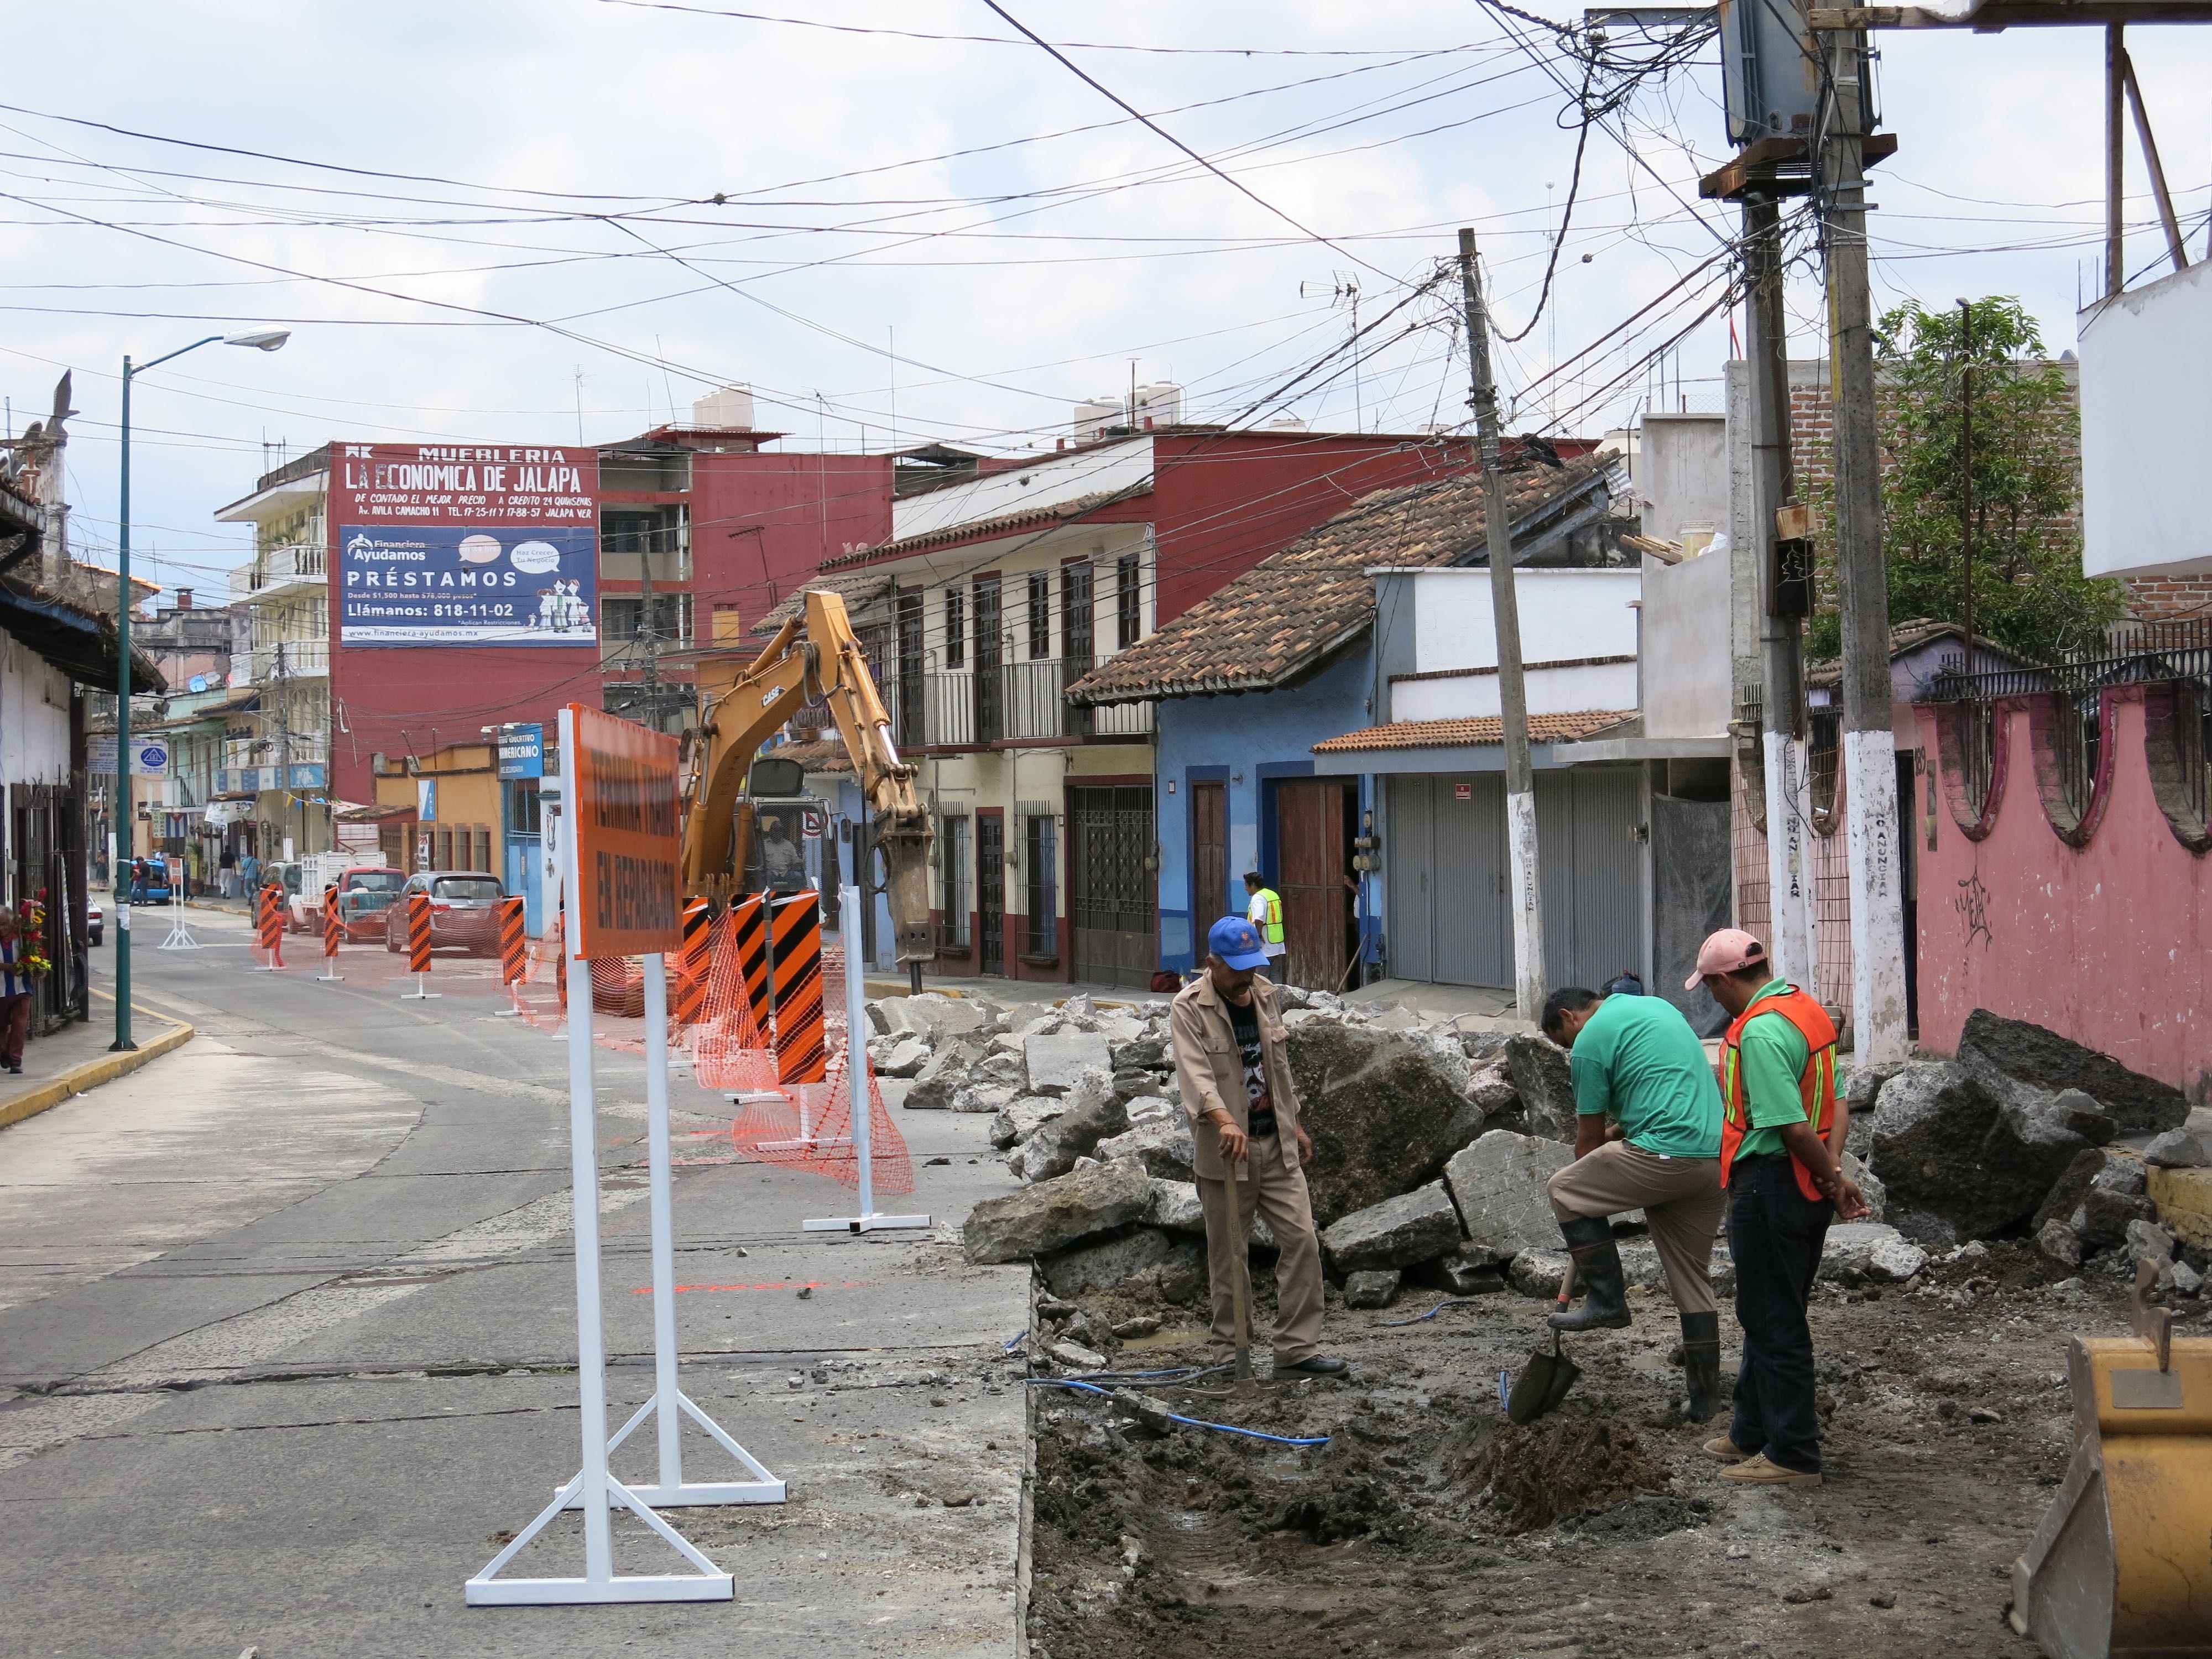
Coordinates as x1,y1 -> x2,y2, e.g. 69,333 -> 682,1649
2025,688 -> 2118,849
2141,680 -> 2212,857
1928,696 -> 2016,843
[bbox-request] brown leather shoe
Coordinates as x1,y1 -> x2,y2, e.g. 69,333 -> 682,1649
1717,1453 -> 1820,1486
1702,1436 -> 1750,1462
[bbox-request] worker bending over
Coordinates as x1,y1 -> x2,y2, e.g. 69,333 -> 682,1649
1690,928 -> 1867,1488
1170,916 -> 1344,1379
1540,984 -> 1728,1421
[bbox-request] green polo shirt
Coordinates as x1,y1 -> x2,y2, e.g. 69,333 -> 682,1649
1732,978 -> 1812,1159
1568,993 -> 1723,1159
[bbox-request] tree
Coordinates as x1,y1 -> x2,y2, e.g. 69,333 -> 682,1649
1808,296 -> 2124,664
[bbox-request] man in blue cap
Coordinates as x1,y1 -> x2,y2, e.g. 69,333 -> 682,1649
1168,915 -> 1344,1378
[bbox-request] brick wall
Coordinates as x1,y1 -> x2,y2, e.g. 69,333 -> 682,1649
2122,575 -> 2212,621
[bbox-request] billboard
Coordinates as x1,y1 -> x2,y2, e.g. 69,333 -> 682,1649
330,444 -> 599,648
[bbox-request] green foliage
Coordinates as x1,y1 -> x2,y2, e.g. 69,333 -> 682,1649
1806,296 -> 2124,663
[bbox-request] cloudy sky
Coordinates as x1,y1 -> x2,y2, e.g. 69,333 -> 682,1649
7,1 -> 2209,603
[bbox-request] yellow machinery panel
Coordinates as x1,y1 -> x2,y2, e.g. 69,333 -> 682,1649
2012,1333 -> 2212,1658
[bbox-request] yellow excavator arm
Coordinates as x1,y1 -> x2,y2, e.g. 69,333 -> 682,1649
680,589 -> 935,964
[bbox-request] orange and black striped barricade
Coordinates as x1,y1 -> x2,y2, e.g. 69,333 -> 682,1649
673,896 -> 711,1030
770,890 -> 825,1086
731,891 -> 772,1034
316,884 -> 343,983
401,890 -> 440,1000
494,895 -> 528,1015
254,881 -> 285,971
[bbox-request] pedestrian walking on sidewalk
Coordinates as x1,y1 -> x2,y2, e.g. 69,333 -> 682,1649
1688,929 -> 1868,1488
0,906 -> 40,1075
1540,985 -> 1728,1419
1171,915 -> 1344,1379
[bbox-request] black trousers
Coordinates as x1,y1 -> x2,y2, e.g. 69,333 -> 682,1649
1726,1152 -> 1832,1474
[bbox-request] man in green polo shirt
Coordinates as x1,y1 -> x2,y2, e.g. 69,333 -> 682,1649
1540,984 -> 1728,1421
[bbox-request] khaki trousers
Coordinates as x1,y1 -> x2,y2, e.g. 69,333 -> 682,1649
1547,1140 -> 1725,1317
1196,1132 -> 1327,1363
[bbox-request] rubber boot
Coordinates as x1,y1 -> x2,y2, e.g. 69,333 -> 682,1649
1680,1310 -> 1724,1421
1549,1215 -> 1631,1331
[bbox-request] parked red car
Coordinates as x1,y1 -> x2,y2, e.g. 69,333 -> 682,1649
382,871 -> 505,956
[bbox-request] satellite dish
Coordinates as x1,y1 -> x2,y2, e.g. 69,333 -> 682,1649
189,675 -> 208,693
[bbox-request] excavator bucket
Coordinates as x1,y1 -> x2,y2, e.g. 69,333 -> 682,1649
2010,1264 -> 2212,1659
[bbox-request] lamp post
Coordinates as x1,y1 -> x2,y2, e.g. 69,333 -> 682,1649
113,327 -> 289,1051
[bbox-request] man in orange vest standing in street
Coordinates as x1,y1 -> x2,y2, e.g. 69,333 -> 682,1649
1689,928 -> 1867,1488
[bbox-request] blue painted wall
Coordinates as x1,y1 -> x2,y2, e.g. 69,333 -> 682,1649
1154,644 -> 1383,974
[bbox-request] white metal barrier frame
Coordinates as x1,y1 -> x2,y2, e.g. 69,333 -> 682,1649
466,708 -> 778,1609
156,880 -> 199,951
802,880 -> 930,1237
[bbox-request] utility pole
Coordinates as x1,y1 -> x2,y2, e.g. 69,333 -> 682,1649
1820,23 -> 1911,1065
1744,195 -> 1818,988
1457,227 -> 1546,1022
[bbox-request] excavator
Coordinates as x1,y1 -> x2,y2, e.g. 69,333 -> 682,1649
678,588 -> 935,970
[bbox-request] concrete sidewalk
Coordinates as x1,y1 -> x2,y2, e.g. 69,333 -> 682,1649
0,992 -> 193,1133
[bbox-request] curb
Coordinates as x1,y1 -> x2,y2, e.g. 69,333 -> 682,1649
0,1016 -> 195,1133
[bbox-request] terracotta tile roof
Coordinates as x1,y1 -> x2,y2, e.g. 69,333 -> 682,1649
1311,710 -> 1636,753
773,738 -> 854,774
1065,458 -> 1611,707
750,570 -> 898,637
816,484 -> 1149,572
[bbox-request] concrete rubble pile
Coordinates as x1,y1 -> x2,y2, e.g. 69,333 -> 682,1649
913,987 -> 2209,1322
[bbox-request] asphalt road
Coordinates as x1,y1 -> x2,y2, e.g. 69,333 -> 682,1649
0,907 -> 1029,1659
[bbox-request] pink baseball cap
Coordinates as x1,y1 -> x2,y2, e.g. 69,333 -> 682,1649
1684,928 -> 1768,990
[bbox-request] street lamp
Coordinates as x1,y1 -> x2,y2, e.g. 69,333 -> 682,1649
112,328 -> 291,1051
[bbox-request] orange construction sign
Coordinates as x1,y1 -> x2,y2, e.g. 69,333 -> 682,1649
567,703 -> 681,959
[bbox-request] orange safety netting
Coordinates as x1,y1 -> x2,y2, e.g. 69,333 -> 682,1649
728,1041 -> 914,1197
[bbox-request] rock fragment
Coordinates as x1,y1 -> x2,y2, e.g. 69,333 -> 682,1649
1319,1182 -> 1463,1275
1287,1024 -> 1487,1225
1817,1223 -> 1928,1285
1499,1035 -> 1579,1141
963,1162 -> 1155,1263
1956,1007 -> 2188,1135
1041,1229 -> 1200,1299
1025,1031 -> 1115,1094
1443,1130 -> 1574,1262
1343,1269 -> 1403,1309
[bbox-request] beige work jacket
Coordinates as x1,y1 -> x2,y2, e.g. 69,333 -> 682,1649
1170,972 -> 1303,1183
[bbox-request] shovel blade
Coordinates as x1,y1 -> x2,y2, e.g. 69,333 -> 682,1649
1505,1342 -> 1581,1425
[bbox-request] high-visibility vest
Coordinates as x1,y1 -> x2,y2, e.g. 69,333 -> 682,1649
1719,984 -> 1838,1202
1249,887 -> 1284,946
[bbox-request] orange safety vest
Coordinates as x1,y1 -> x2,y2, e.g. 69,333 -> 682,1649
1719,984 -> 1838,1203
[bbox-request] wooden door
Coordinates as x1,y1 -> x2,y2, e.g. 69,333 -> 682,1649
1191,781 -> 1227,941
1275,779 -> 1355,992
1069,785 -> 1155,988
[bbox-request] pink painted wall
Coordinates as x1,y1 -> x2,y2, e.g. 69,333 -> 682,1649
1913,686 -> 2212,1099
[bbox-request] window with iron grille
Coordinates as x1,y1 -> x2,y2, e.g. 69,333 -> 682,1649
896,591 -> 925,749
1062,561 -> 1094,669
1027,571 -> 1052,660
938,814 -> 971,948
943,588 -> 966,669
1025,813 -> 1056,956
1116,553 -> 1141,649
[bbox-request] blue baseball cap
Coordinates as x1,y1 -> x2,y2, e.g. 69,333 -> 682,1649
1208,915 -> 1270,971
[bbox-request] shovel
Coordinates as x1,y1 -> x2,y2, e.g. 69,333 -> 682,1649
1503,1258 -> 1581,1425
1223,1156 -> 1260,1395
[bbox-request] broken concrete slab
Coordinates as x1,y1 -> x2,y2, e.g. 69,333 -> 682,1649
1013,1082 -> 1130,1183
1287,1024 -> 1487,1227
1319,1182 -> 1463,1275
1092,1115 -> 1196,1185
1443,1130 -> 1573,1262
949,1083 -> 1017,1115
1343,1270 -> 1402,1310
1817,1223 -> 1928,1285
1955,1007 -> 2188,1136
1871,1061 -> 2105,1245
1041,1228 -> 1202,1300
1466,1061 -> 1517,1116
1147,1180 -> 1204,1235
1507,1248 -> 1568,1298
1841,1151 -> 1885,1224
2146,1127 -> 2212,1168
870,1035 -> 933,1078
1025,1031 -> 1114,1094
1499,1034 -> 1578,1142
989,1095 -> 1066,1150
1407,1244 -> 1507,1297
964,1162 -> 1155,1264
904,1039 -> 985,1111
2148,1164 -> 2212,1250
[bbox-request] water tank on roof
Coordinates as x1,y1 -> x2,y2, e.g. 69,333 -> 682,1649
1264,415 -> 1309,433
1134,382 -> 1182,430
1073,395 -> 1123,443
691,385 -> 754,429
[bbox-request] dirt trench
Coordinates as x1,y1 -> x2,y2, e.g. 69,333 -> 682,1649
1025,1239 -> 2137,1659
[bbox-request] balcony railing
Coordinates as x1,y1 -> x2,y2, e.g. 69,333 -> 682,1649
880,659 -> 1152,749
231,543 -> 327,597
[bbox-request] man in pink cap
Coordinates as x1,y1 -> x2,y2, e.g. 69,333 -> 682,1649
1690,928 -> 1867,1488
